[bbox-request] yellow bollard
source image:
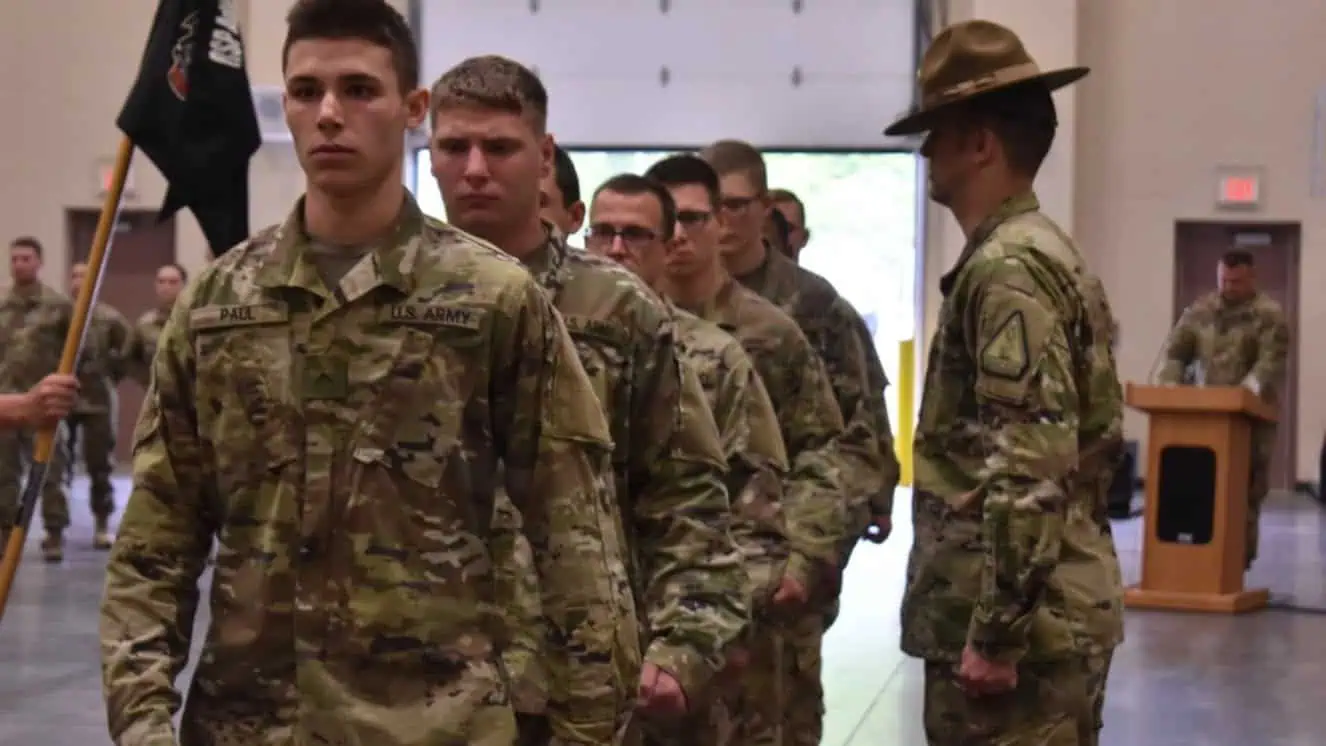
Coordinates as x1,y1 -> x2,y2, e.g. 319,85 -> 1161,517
895,339 -> 915,486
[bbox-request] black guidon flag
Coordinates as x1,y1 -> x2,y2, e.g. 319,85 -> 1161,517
117,0 -> 262,257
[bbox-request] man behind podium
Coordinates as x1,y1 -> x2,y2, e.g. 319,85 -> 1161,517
1156,249 -> 1290,570
887,20 -> 1126,745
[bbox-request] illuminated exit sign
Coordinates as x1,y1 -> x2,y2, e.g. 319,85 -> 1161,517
1215,166 -> 1264,209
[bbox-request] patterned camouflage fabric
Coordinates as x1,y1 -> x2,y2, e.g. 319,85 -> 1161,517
641,303 -> 790,746
0,283 -> 73,533
677,277 -> 845,746
515,228 -> 749,703
1156,289 -> 1289,564
99,196 -> 636,746
127,307 -> 170,386
73,304 -> 133,414
904,192 -> 1125,741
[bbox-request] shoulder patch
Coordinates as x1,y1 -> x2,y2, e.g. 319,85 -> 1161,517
979,310 -> 1030,380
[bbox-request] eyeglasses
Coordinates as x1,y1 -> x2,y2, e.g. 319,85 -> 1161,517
585,224 -> 658,249
677,209 -> 712,227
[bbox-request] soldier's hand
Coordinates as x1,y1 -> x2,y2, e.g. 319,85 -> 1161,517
957,644 -> 1017,696
862,515 -> 892,544
24,374 -> 79,426
636,661 -> 688,717
770,573 -> 809,609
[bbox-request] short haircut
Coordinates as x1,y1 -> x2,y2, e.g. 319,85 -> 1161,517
552,146 -> 580,207
767,207 -> 791,249
593,173 -> 678,241
957,82 -> 1058,178
645,154 -> 721,210
283,0 -> 419,92
161,262 -> 189,283
699,139 -> 768,193
768,188 -> 805,224
1221,249 -> 1255,268
430,55 -> 548,133
9,236 -> 42,257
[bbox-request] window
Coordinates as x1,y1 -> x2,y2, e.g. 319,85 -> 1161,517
411,148 -> 919,423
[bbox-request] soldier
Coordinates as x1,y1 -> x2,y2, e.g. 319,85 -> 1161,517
586,171 -> 794,746
99,2 -> 634,743
1156,249 -> 1289,569
66,261 -> 133,550
540,145 -> 586,238
699,141 -> 899,742
428,55 -> 749,743
126,263 -> 187,385
0,236 -> 73,562
886,20 -> 1125,744
700,141 -> 899,547
0,375 -> 79,431
640,155 -> 849,746
768,189 -> 809,261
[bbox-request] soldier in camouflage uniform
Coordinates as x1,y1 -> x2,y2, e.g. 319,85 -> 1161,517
699,143 -> 899,743
126,263 -> 187,385
539,145 -> 587,239
886,20 -> 1125,745
100,4 -> 634,743
429,56 -> 749,743
66,261 -> 134,550
0,236 -> 73,562
642,155 -> 853,746
586,172 -> 794,746
1157,249 -> 1289,569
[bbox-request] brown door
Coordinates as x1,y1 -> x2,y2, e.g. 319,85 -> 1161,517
1172,221 -> 1300,491
66,209 -> 177,468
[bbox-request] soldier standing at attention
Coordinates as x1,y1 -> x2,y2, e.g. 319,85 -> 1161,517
66,261 -> 133,550
1156,249 -> 1289,570
586,171 -> 793,746
99,2 -> 634,744
428,55 -> 749,744
539,145 -> 587,238
767,188 -> 809,261
640,155 -> 850,745
887,20 -> 1125,745
0,235 -> 74,562
126,263 -> 187,384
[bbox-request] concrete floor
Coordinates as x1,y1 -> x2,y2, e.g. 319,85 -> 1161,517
1,477 -> 1324,744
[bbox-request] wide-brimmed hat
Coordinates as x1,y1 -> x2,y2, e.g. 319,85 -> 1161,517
884,20 -> 1089,136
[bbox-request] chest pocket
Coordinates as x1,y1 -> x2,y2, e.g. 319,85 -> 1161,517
190,302 -> 297,492
564,315 -> 633,469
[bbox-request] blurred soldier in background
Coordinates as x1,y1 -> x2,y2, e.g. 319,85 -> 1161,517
540,144 -> 587,239
768,188 -> 809,261
126,263 -> 187,384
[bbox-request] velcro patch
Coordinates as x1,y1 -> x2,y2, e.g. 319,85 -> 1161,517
379,304 -> 486,331
978,310 -> 1030,381
565,315 -> 630,347
190,302 -> 288,330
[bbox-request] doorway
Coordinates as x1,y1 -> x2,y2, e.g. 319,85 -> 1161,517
65,209 -> 177,468
1172,220 -> 1300,491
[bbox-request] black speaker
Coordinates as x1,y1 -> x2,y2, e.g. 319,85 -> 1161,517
1155,445 -> 1217,545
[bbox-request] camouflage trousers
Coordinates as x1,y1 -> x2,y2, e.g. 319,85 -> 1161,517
1245,424 -> 1276,568
65,412 -> 117,519
922,652 -> 1113,745
0,427 -> 70,534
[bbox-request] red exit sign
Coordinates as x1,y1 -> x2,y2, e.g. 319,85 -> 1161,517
1216,168 -> 1263,208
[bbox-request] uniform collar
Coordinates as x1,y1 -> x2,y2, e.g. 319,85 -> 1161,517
939,191 -> 1040,296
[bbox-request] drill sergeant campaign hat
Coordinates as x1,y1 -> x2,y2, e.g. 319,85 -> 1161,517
885,19 -> 1089,136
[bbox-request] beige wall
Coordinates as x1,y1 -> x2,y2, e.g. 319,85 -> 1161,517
0,0 -> 403,287
925,0 -> 1323,481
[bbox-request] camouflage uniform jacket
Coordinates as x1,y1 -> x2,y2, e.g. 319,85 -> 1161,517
99,196 -> 635,746
0,282 -> 72,391
901,192 -> 1125,665
74,303 -> 134,414
127,307 -> 171,386
523,229 -> 748,697
669,302 -> 791,606
679,278 -> 847,593
736,248 -> 899,538
1157,290 -> 1290,404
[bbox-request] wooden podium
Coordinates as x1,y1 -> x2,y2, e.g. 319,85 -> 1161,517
1123,384 -> 1277,613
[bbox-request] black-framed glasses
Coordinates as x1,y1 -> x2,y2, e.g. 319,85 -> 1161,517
585,223 -> 658,249
677,209 -> 712,228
